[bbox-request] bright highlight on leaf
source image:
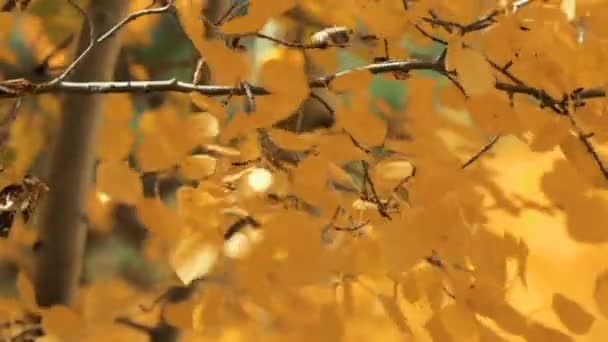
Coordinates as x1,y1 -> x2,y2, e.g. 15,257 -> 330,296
171,234 -> 219,285
247,167 -> 272,193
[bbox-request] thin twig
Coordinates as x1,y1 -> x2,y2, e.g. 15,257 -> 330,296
0,98 -> 21,151
361,160 -> 391,220
44,0 -> 94,85
44,0 -> 174,86
461,135 -> 501,169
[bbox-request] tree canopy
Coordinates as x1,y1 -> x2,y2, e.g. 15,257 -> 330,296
1,0 -> 608,341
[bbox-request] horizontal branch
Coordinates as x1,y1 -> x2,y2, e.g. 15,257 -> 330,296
0,59 -> 442,98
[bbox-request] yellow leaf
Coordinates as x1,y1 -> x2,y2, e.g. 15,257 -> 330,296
86,190 -> 112,233
41,305 -> 84,339
185,112 -> 220,142
179,155 -> 217,180
136,197 -> 183,242
221,0 -> 295,34
171,232 -> 219,285
373,159 -> 415,183
198,39 -> 250,85
265,128 -> 318,151
175,0 -> 207,53
439,303 -> 480,341
292,154 -> 329,204
559,131 -> 608,187
317,133 -> 369,162
524,322 -> 573,342
377,294 -> 412,334
552,293 -> 595,335
528,115 -> 570,152
561,0 -> 576,21
594,269 -> 608,319
466,92 -> 521,136
335,97 -> 387,147
96,161 -> 142,204
164,300 -> 195,330
254,48 -> 309,126
96,119 -> 133,161
448,44 -> 494,96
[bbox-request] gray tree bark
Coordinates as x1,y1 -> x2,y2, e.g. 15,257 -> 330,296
34,0 -> 128,307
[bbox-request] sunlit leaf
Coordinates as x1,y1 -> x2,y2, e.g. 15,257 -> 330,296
96,161 -> 142,204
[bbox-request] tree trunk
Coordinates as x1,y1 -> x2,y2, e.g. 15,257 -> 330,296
34,0 -> 128,307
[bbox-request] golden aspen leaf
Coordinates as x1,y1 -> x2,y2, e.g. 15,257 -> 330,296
373,159 -> 415,182
179,155 -> 217,180
552,293 -> 595,334
377,217 -> 430,273
256,211 -> 329,285
86,190 -> 112,233
328,163 -> 357,191
136,197 -> 182,242
185,112 -> 220,142
426,312 -> 454,342
376,294 -> 412,334
83,281 -> 135,323
201,39 -> 250,85
318,304 -> 345,341
265,128 -> 318,151
128,63 -> 149,80
317,133 -> 369,162
255,48 -> 309,125
190,95 -> 228,123
400,272 -> 421,303
224,231 -> 256,259
439,303 -> 480,341
335,98 -> 387,147
292,154 -> 329,204
466,92 -> 520,136
564,193 -> 608,242
220,0 -> 296,34
171,233 -> 218,285
16,271 -> 35,309
330,69 -> 373,93
559,131 -> 608,187
41,305 -> 84,339
135,137 -> 176,172
96,161 -> 142,204
175,0 -> 207,53
561,0 -> 576,21
528,115 -> 571,152
448,44 -> 494,96
192,286 -> 227,332
101,94 -> 133,124
438,84 -> 467,111
164,300 -> 195,330
594,269 -> 608,319
524,322 -> 573,342
96,120 -> 133,161
350,0 -> 407,37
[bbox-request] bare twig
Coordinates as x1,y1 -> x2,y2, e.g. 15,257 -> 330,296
43,0 -> 174,86
461,135 -> 501,169
44,0 -> 94,85
97,0 -> 174,42
565,114 -> 608,179
0,58 -> 443,98
0,98 -> 21,151
361,160 -> 391,220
